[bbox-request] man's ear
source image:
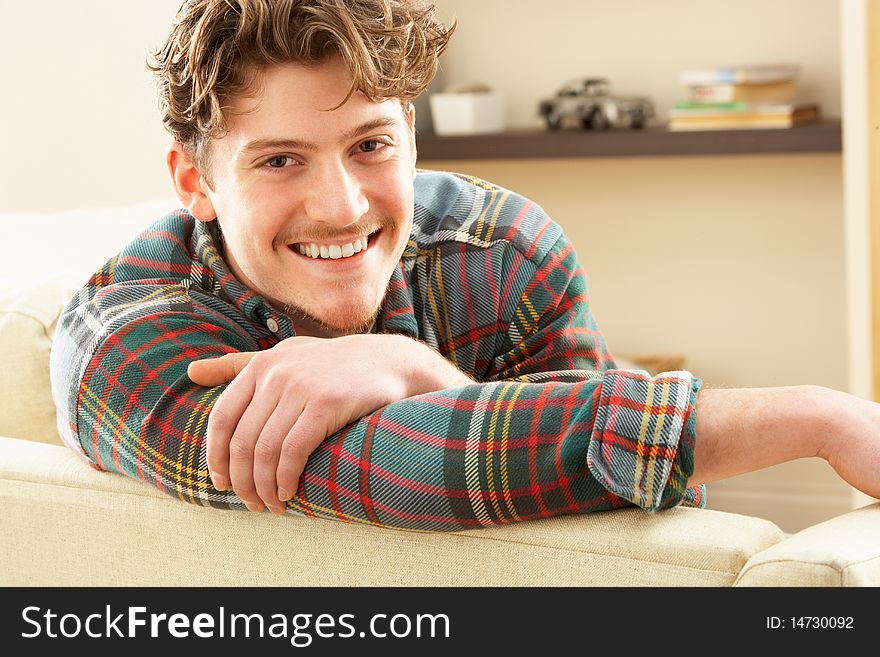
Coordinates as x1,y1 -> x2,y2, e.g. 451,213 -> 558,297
166,142 -> 217,221
406,102 -> 418,177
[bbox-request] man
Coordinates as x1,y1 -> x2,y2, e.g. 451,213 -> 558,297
50,0 -> 879,532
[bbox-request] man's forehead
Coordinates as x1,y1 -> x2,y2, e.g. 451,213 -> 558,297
222,77 -> 407,148
227,59 -> 400,122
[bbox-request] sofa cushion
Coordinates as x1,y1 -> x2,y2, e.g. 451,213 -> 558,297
735,502 -> 880,586
0,278 -> 77,445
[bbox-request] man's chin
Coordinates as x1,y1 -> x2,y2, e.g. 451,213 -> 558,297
287,302 -> 380,338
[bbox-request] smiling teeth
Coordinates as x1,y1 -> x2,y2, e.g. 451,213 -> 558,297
295,235 -> 369,259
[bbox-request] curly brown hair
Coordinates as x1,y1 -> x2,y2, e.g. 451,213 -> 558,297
148,0 -> 454,180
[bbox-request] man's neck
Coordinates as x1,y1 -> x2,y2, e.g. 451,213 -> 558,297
289,312 -> 344,339
284,307 -> 378,338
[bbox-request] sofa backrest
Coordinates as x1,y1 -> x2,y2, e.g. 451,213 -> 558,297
0,198 -> 180,282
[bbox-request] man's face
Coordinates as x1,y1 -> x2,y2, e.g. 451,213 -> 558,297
197,57 -> 417,336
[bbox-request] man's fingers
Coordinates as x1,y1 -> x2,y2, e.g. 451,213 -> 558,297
276,405 -> 329,503
252,402 -> 303,515
205,370 -> 256,494
188,351 -> 257,386
226,383 -> 280,513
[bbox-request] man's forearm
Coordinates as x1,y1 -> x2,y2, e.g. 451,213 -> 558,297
692,385 -> 829,485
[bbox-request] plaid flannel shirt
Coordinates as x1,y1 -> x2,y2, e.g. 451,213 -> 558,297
50,171 -> 704,532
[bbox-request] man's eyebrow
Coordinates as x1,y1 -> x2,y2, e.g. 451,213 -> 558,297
237,116 -> 403,159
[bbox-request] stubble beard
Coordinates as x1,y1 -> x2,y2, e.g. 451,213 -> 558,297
278,277 -> 387,336
273,214 -> 409,336
216,219 -> 396,336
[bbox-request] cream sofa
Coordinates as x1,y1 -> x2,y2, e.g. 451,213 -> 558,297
2,200 -> 880,587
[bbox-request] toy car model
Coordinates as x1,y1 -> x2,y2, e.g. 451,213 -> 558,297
538,78 -> 654,130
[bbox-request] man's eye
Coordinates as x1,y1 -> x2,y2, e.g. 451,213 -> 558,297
265,155 -> 291,168
358,139 -> 386,153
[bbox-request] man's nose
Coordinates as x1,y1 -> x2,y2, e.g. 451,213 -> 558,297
303,161 -> 369,226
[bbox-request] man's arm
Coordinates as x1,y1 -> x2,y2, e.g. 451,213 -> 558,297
693,385 -> 880,500
193,339 -> 880,515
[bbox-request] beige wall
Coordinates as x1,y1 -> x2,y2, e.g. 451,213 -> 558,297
0,0 -> 181,211
424,156 -> 846,390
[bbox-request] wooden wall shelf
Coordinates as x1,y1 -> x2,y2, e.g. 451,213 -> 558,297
416,119 -> 842,160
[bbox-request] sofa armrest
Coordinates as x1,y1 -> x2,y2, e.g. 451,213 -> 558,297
1,435 -> 784,586
735,502 -> 880,586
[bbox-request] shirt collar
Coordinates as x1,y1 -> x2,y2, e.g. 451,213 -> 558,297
188,217 -> 284,331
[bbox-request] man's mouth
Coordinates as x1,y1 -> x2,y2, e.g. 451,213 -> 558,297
289,229 -> 380,260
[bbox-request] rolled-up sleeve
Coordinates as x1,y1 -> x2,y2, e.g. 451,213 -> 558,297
588,369 -> 703,511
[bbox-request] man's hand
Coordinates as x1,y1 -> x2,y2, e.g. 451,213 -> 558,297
816,388 -> 880,501
187,335 -> 474,515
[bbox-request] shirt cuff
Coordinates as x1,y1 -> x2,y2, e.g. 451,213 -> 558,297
587,369 -> 703,511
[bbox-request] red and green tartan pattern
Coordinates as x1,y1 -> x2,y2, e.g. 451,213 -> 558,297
50,171 -> 703,532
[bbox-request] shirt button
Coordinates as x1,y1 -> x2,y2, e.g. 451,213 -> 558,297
266,317 -> 280,333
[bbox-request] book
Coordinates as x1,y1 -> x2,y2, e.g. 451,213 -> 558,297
688,79 -> 797,104
678,65 -> 800,87
667,103 -> 820,131
674,101 -> 750,111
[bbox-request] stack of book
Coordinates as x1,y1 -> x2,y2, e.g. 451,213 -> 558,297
668,65 -> 820,131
